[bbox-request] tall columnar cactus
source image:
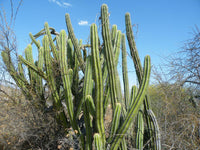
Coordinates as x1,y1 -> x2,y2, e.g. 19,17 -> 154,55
136,110 -> 144,150
91,23 -> 106,148
1,3 -> 161,150
101,4 -> 118,110
65,14 -> 85,72
125,12 -> 159,149
110,55 -> 151,150
121,34 -> 129,110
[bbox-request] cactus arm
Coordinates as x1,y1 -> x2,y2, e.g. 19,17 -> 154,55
113,31 -> 123,104
107,103 -> 122,143
111,25 -> 117,47
94,133 -> 103,150
103,85 -> 110,114
86,95 -> 96,117
125,13 -> 143,82
114,31 -> 121,66
1,50 -> 20,82
29,32 -> 40,49
65,14 -> 85,72
72,40 -> 81,113
19,49 -> 45,100
58,31 -> 86,146
56,35 -> 61,51
147,109 -> 161,150
36,47 -> 44,97
82,56 -> 93,100
25,44 -> 37,89
43,35 -> 68,128
58,30 -> 75,126
102,62 -> 108,86
136,110 -> 144,150
67,39 -> 74,69
90,23 -> 106,147
1,50 -> 35,99
143,96 -> 154,149
43,35 -> 59,104
59,31 -> 85,147
129,85 -> 138,111
31,26 -> 58,40
121,34 -> 130,110
125,13 -> 157,148
110,55 -> 151,150
83,96 -> 93,150
120,138 -> 128,150
82,62 -> 94,150
102,30 -> 122,113
44,22 -> 59,60
73,52 -> 79,112
18,60 -> 25,80
18,55 -> 47,80
75,55 -> 92,118
101,4 -> 118,109
68,68 -> 73,87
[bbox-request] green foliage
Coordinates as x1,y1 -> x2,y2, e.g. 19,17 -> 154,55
1,4 -> 160,150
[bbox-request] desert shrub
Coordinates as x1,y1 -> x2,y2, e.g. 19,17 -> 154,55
149,82 -> 200,149
0,84 -> 75,150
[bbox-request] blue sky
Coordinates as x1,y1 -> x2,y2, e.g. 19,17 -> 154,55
1,0 -> 200,86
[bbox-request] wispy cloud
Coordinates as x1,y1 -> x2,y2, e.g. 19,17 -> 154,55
78,20 -> 89,26
63,2 -> 71,7
48,0 -> 72,8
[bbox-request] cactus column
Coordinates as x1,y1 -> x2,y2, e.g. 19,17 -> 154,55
91,23 -> 106,148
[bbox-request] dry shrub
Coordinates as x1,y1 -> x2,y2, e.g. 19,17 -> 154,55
0,84 -> 73,150
149,82 -> 200,149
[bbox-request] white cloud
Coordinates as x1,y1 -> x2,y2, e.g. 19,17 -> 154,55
63,2 -> 71,7
48,0 -> 72,8
56,1 -> 62,7
78,20 -> 89,26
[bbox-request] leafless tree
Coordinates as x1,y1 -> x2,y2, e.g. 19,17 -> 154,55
0,0 -> 23,86
168,26 -> 200,92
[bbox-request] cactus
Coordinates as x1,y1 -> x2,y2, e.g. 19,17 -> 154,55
148,109 -> 161,150
121,34 -> 130,110
91,23 -> 106,147
107,103 -> 122,143
94,133 -> 102,150
101,4 -> 118,110
65,14 -> 85,72
110,55 -> 151,150
125,12 -> 157,149
136,110 -> 144,150
1,3 -> 161,150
